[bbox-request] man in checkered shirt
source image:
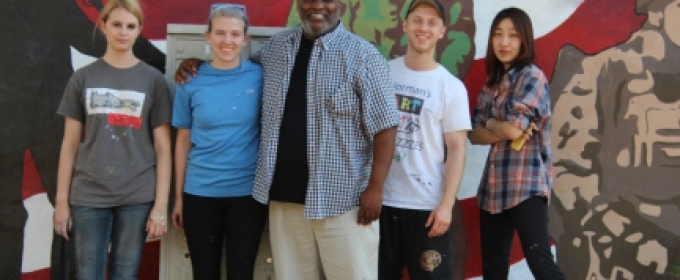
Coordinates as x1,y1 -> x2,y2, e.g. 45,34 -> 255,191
176,0 -> 398,279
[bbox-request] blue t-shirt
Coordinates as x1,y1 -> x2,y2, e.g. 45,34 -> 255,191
172,60 -> 263,197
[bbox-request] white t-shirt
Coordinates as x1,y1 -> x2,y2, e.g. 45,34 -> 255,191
384,57 -> 472,210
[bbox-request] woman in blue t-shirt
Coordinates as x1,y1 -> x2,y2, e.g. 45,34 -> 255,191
170,5 -> 266,280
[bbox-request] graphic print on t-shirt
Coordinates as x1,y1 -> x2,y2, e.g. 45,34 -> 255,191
396,94 -> 425,135
395,93 -> 426,152
396,94 -> 424,114
86,88 -> 145,129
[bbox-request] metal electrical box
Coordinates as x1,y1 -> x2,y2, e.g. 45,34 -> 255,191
161,24 -> 286,280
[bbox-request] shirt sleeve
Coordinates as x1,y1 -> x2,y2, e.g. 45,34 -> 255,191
171,83 -> 192,129
148,74 -> 172,129
471,86 -> 491,128
357,46 -> 399,137
506,68 -> 549,130
442,79 -> 472,133
56,72 -> 86,123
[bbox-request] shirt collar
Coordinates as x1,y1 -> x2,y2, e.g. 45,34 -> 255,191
292,21 -> 346,51
505,64 -> 536,80
504,67 -> 519,80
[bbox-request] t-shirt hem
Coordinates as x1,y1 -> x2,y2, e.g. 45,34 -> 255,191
171,123 -> 191,129
150,119 -> 171,130
183,189 -> 253,198
383,200 -> 437,211
443,126 -> 472,133
70,198 -> 154,208
56,110 -> 85,123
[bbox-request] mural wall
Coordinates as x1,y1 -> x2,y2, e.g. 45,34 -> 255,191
1,0 -> 678,279
550,0 -> 680,279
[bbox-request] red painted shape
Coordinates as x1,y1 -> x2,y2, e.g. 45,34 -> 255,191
463,59 -> 487,116
534,0 -> 646,81
20,268 -> 51,280
460,197 -> 482,278
22,149 -> 45,200
75,0 -> 104,25
74,0 -> 295,40
463,0 -> 646,110
138,240 -> 161,280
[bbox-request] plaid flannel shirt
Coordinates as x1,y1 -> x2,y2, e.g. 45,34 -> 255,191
251,24 -> 399,219
472,64 -> 553,214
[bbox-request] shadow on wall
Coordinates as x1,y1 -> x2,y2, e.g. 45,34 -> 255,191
549,0 -> 680,278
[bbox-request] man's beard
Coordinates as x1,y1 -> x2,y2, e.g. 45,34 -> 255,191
299,11 -> 340,38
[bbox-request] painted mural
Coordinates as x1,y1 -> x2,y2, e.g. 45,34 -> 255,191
1,0 -> 679,279
549,0 -> 680,278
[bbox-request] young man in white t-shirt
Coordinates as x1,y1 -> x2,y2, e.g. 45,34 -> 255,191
380,0 -> 471,279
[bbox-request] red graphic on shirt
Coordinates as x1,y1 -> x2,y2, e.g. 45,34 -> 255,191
108,113 -> 142,129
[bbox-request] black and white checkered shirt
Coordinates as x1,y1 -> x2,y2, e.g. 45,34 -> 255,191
251,23 -> 398,219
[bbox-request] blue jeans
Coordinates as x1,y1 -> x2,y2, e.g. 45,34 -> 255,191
71,203 -> 152,280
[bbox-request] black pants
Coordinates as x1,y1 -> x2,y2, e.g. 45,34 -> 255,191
379,206 -> 454,280
183,193 -> 268,280
480,196 -> 566,280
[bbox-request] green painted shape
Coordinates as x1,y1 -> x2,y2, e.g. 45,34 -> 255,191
449,3 -> 461,25
344,0 -> 397,59
400,34 -> 408,48
440,30 -> 472,77
286,2 -> 300,27
360,0 -> 387,21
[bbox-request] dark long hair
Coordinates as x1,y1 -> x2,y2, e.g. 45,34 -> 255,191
484,7 -> 535,87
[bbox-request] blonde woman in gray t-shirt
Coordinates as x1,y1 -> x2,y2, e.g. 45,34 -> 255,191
53,0 -> 172,278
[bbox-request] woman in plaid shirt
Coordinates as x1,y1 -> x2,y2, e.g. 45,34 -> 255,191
469,7 -> 567,280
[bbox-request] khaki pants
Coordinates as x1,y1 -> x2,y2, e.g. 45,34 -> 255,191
269,201 -> 379,280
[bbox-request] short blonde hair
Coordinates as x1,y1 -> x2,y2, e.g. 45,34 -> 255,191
207,4 -> 249,33
98,0 -> 144,26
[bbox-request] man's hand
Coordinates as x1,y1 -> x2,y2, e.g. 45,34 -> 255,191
426,203 -> 453,238
358,187 -> 382,225
174,58 -> 204,85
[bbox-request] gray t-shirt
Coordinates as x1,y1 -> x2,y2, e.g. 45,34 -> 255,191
57,59 -> 171,207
